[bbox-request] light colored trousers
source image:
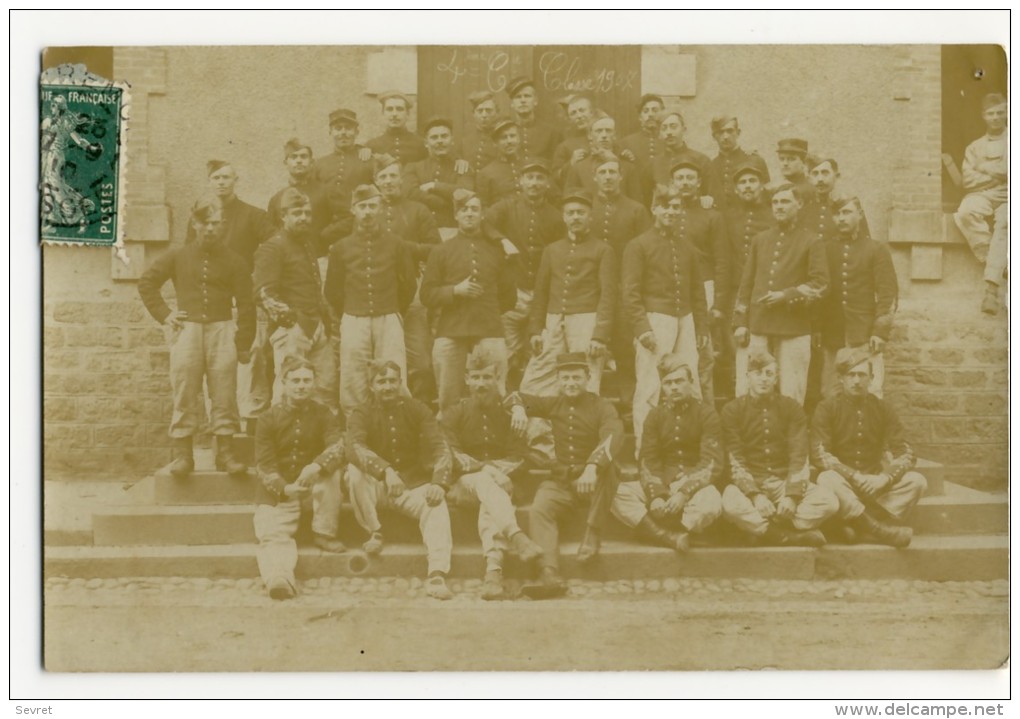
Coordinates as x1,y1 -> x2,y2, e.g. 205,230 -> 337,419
270,322 -> 338,411
168,320 -> 239,439
816,469 -> 927,521
735,333 -> 811,405
236,307 -> 271,419
346,465 -> 452,575
339,313 -> 407,412
252,470 -> 343,592
447,467 -> 521,572
954,186 -> 1008,284
612,481 -> 722,534
722,480 -> 841,536
432,336 -> 508,414
404,284 -> 433,387
520,312 -> 604,397
821,346 -> 885,399
633,312 -> 701,452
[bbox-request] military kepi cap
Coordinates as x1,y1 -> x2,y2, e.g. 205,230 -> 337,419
669,153 -> 703,176
278,187 -> 311,212
638,93 -> 664,110
732,156 -> 768,181
350,184 -> 381,208
468,90 -> 495,108
776,138 -> 809,156
556,352 -> 589,370
561,190 -> 593,208
520,157 -> 550,175
453,188 -> 478,213
835,347 -> 872,375
378,90 -> 413,109
283,137 -> 312,160
506,76 -> 535,99
747,349 -> 777,373
489,117 -> 518,140
206,159 -> 230,176
372,153 -> 400,175
422,116 -> 453,134
329,108 -> 359,127
983,92 -> 1006,110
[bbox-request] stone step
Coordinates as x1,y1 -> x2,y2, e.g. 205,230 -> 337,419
89,483 -> 1003,548
145,457 -> 945,507
45,534 -> 1008,582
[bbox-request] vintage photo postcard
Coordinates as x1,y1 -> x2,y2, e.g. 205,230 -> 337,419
29,15 -> 1009,691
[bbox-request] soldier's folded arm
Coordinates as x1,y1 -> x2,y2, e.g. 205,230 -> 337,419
137,250 -> 176,324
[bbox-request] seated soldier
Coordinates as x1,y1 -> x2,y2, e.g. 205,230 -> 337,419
345,360 -> 455,600
138,196 -> 255,479
812,347 -> 926,547
720,350 -> 839,547
508,352 -> 624,598
253,357 -> 347,600
440,347 -> 544,600
612,354 -> 723,551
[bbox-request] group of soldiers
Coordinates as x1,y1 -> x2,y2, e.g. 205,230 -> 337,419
139,76 -> 934,601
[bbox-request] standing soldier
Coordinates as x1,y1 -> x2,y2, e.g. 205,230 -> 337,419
551,93 -> 596,177
954,92 -> 1008,315
521,191 -> 616,396
671,154 -> 730,405
253,357 -> 347,600
403,117 -> 474,229
188,160 -> 274,422
421,190 -> 516,413
267,138 -> 332,256
509,353 -> 625,596
612,354 -> 723,552
719,157 -> 774,400
812,348 -> 925,548
818,194 -> 897,398
619,93 -> 665,183
720,351 -> 840,546
312,108 -> 374,229
476,119 -> 527,207
138,197 -> 255,478
732,184 -> 828,405
366,91 -> 427,166
459,90 -> 501,175
651,111 -> 713,199
505,76 -> 562,161
440,347 -> 544,600
774,138 -> 815,204
623,186 -> 708,450
345,360 -> 455,600
254,188 -> 338,412
324,184 -> 420,412
484,158 -> 566,384
707,116 -> 769,211
564,116 -> 644,202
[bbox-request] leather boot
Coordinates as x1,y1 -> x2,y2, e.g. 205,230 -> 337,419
763,524 -> 826,547
850,511 -> 912,548
521,566 -> 567,600
636,516 -> 690,552
215,435 -> 247,476
981,283 -> 1000,315
169,436 -> 194,479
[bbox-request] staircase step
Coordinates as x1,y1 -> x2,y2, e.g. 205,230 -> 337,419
45,534 -> 1007,582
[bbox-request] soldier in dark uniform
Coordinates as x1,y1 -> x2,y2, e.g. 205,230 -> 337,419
505,76 -> 562,161
366,90 -> 427,166
403,116 -> 474,228
253,357 -> 346,600
509,352 -> 625,597
267,138 -> 332,257
459,90 -> 500,175
619,93 -> 665,195
818,194 -> 897,399
612,354 -> 723,551
651,111 -> 714,198
139,197 -> 256,479
476,118 -> 526,207
551,92 -> 596,178
707,116 -> 770,211
774,138 -> 815,205
563,115 -> 644,202
312,108 -> 374,229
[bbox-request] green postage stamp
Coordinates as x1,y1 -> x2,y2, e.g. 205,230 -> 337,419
40,64 -> 129,249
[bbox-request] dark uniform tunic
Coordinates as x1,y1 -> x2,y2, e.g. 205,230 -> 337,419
620,129 -> 662,204
563,155 -> 644,204
721,393 -> 809,498
621,227 -> 708,341
512,392 -> 623,476
254,399 -> 344,505
708,148 -> 769,211
675,198 -> 730,312
476,156 -> 525,207
366,127 -> 427,166
441,394 -> 526,475
312,146 -> 375,221
323,228 -> 420,319
253,232 -> 328,336
733,224 -> 829,337
514,117 -> 562,161
138,241 -> 256,351
722,198 -> 774,317
459,127 -> 499,175
402,155 -> 475,228
589,193 -> 652,260
529,234 -> 617,344
267,177 -> 334,256
184,195 -> 272,270
640,398 -> 724,499
818,230 -> 898,349
651,144 -> 714,192
346,396 -> 452,488
811,393 -> 916,482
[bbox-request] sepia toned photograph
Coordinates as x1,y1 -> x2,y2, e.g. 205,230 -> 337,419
34,19 -> 1008,682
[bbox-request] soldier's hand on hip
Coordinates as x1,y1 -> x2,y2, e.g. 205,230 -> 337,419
638,331 -> 658,354
753,493 -> 776,519
733,327 -> 750,348
164,310 -> 188,331
424,483 -> 446,507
